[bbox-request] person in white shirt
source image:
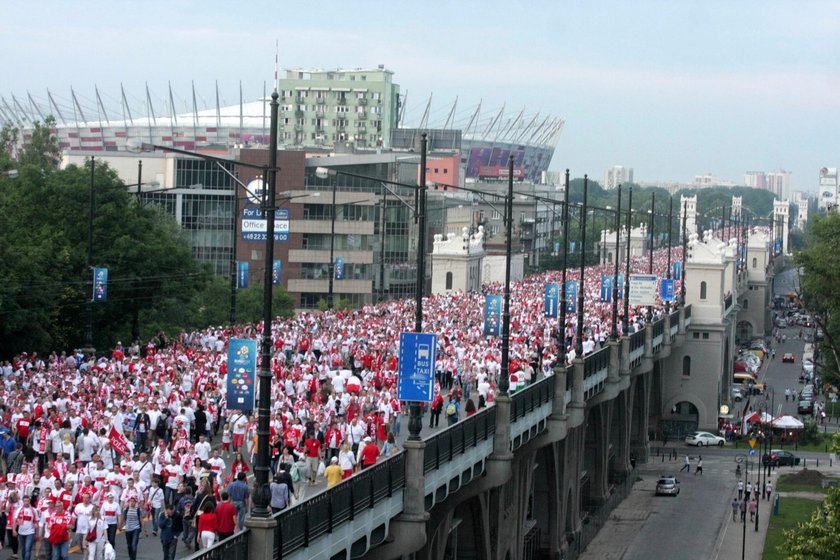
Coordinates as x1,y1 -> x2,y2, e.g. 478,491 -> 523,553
99,492 -> 122,546
193,435 -> 211,462
132,453 -> 154,489
207,450 -> 226,480
13,494 -> 39,559
73,492 -> 95,550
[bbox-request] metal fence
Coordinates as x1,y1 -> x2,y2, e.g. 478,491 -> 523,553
583,346 -> 609,400
274,452 -> 406,558
511,375 -> 556,422
184,529 -> 250,560
424,406 -> 497,473
652,318 -> 665,353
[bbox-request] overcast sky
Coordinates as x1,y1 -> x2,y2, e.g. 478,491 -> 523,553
3,0 -> 838,190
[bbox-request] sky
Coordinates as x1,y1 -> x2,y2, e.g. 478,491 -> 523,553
2,0 -> 839,191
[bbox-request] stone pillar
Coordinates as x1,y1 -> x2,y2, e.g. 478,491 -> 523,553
678,306 -> 686,334
552,367 -> 568,417
619,337 -> 630,377
568,359 -> 585,425
607,340 -> 620,385
664,312 -> 672,345
245,516 -> 277,560
644,323 -> 653,358
485,394 -> 513,486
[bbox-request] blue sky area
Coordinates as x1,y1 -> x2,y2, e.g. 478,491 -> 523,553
2,0 -> 838,190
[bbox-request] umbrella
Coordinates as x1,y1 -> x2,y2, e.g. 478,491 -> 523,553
772,415 -> 805,429
744,411 -> 773,424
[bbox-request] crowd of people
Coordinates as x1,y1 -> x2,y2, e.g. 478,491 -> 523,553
0,245 -> 683,559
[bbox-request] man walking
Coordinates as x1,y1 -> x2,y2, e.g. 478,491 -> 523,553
695,455 -> 703,475
731,497 -> 739,522
745,481 -> 752,501
679,454 -> 690,473
766,479 -> 773,501
159,504 -> 178,560
737,479 -> 744,500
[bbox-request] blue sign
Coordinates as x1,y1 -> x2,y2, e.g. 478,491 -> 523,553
553,241 -> 560,254
272,259 -> 282,285
749,449 -> 756,457
93,267 -> 108,302
617,273 -> 624,300
660,279 -> 676,302
565,282 -> 578,313
227,338 -> 257,411
774,239 -> 782,254
544,284 -> 559,318
397,332 -> 437,402
673,261 -> 682,279
237,261 -> 249,289
484,295 -> 503,337
570,241 -> 576,254
600,275 -> 613,302
334,257 -> 345,280
241,207 -> 290,242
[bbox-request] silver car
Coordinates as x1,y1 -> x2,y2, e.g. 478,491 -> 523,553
656,475 -> 680,496
685,431 -> 726,447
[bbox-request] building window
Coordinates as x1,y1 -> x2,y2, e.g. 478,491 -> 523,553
445,272 -> 453,290
702,332 -> 709,339
742,299 -> 749,309
682,356 -> 691,376
752,257 -> 757,269
700,281 -> 707,300
492,210 -> 501,221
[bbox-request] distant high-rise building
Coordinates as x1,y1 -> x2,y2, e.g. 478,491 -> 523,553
766,170 -> 792,200
744,171 -> 767,189
603,165 -> 633,189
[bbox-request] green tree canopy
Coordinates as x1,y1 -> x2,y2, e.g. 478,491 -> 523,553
0,160 -> 211,356
779,485 -> 840,559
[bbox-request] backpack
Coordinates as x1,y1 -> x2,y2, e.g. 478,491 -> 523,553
446,403 -> 456,416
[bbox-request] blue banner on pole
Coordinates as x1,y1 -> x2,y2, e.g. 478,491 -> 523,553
483,295 -> 503,337
397,332 -> 437,402
227,338 -> 257,411
544,284 -> 559,317
617,273 -> 624,299
660,278 -> 676,302
553,241 -> 560,254
334,257 -> 345,280
237,261 -> 249,289
774,239 -> 782,254
570,241 -> 576,254
565,282 -> 578,313
673,261 -> 682,279
600,275 -> 613,302
272,260 -> 282,285
93,267 -> 108,302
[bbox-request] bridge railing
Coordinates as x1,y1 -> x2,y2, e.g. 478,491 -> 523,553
424,405 -> 497,473
583,346 -> 609,400
628,329 -> 645,369
511,375 -> 555,422
185,529 -> 250,560
652,317 -> 665,353
669,309 -> 679,336
274,452 -> 407,558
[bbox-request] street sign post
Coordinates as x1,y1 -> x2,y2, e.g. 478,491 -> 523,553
629,274 -> 657,306
397,332 -> 437,402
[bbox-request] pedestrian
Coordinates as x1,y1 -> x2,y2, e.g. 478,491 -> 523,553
766,479 -> 773,500
159,504 -> 178,560
731,497 -> 739,522
740,499 -> 747,523
121,496 -> 143,560
695,455 -> 703,475
215,492 -> 237,541
785,388 -> 790,401
749,498 -> 757,522
737,479 -> 744,500
745,481 -> 752,501
196,502 -> 218,549
680,454 -> 690,473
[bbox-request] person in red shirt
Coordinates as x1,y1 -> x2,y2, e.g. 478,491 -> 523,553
16,411 -> 32,444
360,437 -> 379,470
196,501 -> 218,549
214,492 -> 238,541
303,433 -> 321,486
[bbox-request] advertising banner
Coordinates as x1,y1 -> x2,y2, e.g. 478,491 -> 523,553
660,278 -> 676,302
483,295 -> 503,337
544,283 -> 559,317
600,275 -> 613,302
227,338 -> 257,411
272,260 -> 282,285
241,207 -> 289,242
565,282 -> 578,313
673,261 -> 682,279
237,262 -> 249,289
334,257 -> 345,280
93,267 -> 108,302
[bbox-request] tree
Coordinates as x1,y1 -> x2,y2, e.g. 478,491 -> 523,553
0,160 -> 210,356
779,485 -> 840,559
795,213 -> 840,387
17,117 -> 61,170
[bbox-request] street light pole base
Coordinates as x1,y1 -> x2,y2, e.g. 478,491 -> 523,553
245,514 -> 278,560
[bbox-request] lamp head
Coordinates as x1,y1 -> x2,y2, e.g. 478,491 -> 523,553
315,167 -> 335,180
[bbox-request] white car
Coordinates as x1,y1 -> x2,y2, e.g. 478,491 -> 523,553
685,431 -> 726,447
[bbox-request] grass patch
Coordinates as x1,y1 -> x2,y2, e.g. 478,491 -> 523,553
775,472 -> 834,494
763,497 -> 823,560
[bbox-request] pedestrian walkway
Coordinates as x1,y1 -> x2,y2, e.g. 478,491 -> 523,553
713,489 -> 773,559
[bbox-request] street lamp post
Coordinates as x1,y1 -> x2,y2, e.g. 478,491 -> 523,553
84,156 -> 96,356
408,133 -> 429,439
681,199 -> 688,306
328,176 -> 338,309
611,185 -> 622,339
623,187 -> 633,334
499,155 -> 514,394
576,176 -> 589,357
560,170 -> 571,338
666,196 -> 674,313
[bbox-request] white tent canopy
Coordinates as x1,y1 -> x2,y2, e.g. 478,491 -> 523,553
772,415 -> 805,429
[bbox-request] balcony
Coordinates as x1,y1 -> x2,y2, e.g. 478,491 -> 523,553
357,112 -> 367,120
358,97 -> 368,105
337,97 -> 347,105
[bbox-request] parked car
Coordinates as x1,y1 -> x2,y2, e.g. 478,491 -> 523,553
802,360 -> 815,375
798,399 -> 814,415
762,449 -> 800,467
655,475 -> 680,496
782,353 -> 796,363
731,387 -> 744,402
685,431 -> 726,447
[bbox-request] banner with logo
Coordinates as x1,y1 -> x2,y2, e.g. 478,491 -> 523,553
93,267 -> 108,302
108,425 -> 131,457
600,275 -> 613,302
565,282 -> 578,314
334,257 -> 345,280
617,273 -> 625,299
660,278 -> 676,302
673,261 -> 682,279
570,241 -> 576,254
544,284 -> 559,318
237,262 -> 249,289
272,259 -> 282,285
227,338 -> 258,412
553,241 -> 560,254
483,295 -> 503,337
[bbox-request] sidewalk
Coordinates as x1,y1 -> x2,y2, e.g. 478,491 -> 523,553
713,489 -> 773,560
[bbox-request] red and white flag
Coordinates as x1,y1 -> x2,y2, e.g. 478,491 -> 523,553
109,425 -> 131,458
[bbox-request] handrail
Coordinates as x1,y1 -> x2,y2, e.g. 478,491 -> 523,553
185,528 -> 250,560
583,346 -> 610,380
423,405 -> 497,473
669,308 -> 679,326
511,375 -> 556,422
652,318 -> 665,340
629,329 -> 645,353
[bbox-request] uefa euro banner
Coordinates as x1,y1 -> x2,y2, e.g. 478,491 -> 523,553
237,262 -> 249,289
484,295 -> 503,337
544,283 -> 559,317
227,339 -> 257,412
93,267 -> 108,302
600,275 -> 613,302
565,282 -> 578,313
272,260 -> 282,285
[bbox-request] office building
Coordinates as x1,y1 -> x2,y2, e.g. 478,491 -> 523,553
603,165 -> 633,189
